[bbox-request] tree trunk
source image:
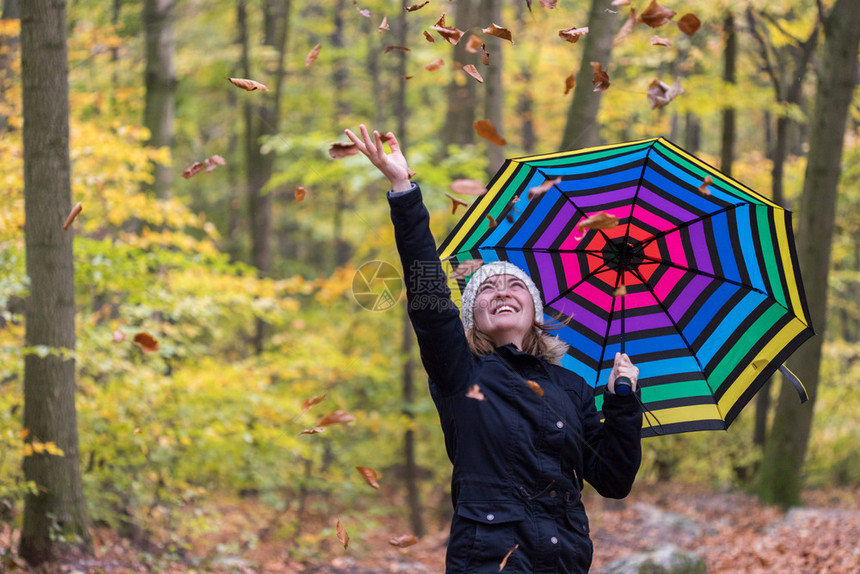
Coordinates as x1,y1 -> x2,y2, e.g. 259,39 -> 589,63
758,0 -> 860,508
19,0 -> 90,564
560,0 -> 617,150
442,0 -> 478,147
720,12 -> 736,176
479,0 -> 503,175
143,0 -> 176,199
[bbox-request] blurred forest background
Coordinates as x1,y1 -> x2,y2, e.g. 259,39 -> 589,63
1,0 -> 859,570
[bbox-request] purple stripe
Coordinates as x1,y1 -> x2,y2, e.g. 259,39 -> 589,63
667,274 -> 711,321
638,186 -> 697,222
533,201 -> 577,249
549,300 -> 607,336
688,221 -> 714,275
609,312 -> 674,336
564,186 -> 638,208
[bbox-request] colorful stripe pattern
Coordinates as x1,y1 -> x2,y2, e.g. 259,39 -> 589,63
438,138 -> 813,437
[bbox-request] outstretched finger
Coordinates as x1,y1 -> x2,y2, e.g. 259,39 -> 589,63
386,132 -> 401,154
373,130 -> 385,156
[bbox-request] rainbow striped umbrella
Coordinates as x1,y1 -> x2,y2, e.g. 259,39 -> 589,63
438,138 -> 813,436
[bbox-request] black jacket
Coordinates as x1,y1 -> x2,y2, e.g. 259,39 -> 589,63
389,185 -> 642,573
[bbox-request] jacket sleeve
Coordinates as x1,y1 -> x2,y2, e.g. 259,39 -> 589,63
388,184 -> 474,397
580,390 -> 642,498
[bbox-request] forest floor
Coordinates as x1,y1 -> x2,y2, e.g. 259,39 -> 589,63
3,482 -> 860,573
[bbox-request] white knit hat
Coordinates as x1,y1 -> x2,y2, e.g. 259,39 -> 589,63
459,261 -> 544,330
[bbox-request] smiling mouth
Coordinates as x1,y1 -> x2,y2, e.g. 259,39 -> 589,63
494,304 -> 518,315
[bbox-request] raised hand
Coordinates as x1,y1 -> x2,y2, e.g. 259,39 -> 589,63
608,352 -> 639,395
344,124 -> 412,192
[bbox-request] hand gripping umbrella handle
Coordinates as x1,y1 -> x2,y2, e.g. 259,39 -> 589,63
614,376 -> 632,396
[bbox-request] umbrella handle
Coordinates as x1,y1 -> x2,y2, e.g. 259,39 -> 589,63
614,376 -> 632,396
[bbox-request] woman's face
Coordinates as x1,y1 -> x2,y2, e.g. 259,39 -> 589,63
472,274 -> 535,347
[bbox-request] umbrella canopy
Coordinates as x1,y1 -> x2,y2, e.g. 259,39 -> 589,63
438,137 -> 813,437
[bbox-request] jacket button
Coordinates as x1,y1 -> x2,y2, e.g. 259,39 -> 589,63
486,514 -> 495,521
549,490 -> 557,498
556,421 -> 564,429
550,536 -> 558,544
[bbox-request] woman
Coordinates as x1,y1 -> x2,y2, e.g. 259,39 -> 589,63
345,125 -> 643,573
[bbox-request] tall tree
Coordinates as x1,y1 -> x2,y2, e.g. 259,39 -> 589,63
559,0 -> 617,149
441,0 -> 478,147
19,0 -> 90,564
479,0 -> 504,174
719,11 -> 736,177
143,0 -> 176,198
758,0 -> 860,508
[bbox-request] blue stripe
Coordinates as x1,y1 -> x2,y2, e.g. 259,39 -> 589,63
561,354 -> 600,389
682,282 -> 736,342
711,212 -> 742,283
736,205 -> 767,292
648,152 -> 742,205
697,290 -> 768,366
640,164 -> 720,213
533,148 -> 650,175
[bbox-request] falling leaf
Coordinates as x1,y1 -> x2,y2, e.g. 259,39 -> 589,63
356,466 -> 380,489
564,74 -> 576,95
430,13 -> 464,45
406,1 -> 429,11
445,192 -> 470,214
182,161 -> 206,179
539,0 -> 557,8
388,534 -> 419,547
63,202 -> 82,230
295,186 -> 307,201
305,44 -> 322,68
465,34 -> 483,53
486,214 -> 498,229
646,78 -> 683,109
591,61 -> 610,92
300,428 -> 326,434
112,330 -> 126,343
699,175 -> 713,195
354,1 -> 371,18
449,178 -> 488,196
336,519 -> 349,549
527,176 -> 562,200
133,428 -> 141,434
480,44 -> 490,66
500,544 -> 520,571
329,141 -> 359,158
639,0 -> 675,28
611,0 -> 630,5
462,64 -> 484,83
385,45 -> 411,53
678,13 -> 701,36
650,35 -> 671,47
483,24 -> 513,44
577,212 -> 620,233
228,77 -> 269,92
204,154 -> 226,173
526,380 -> 544,397
558,26 -> 589,43
466,384 -> 486,401
302,394 -> 327,411
133,332 -> 159,353
316,409 -> 356,427
449,259 -> 484,280
425,58 -> 445,71
614,8 -> 637,45
423,30 -> 435,42
614,284 -> 627,297
474,119 -> 506,146
404,75 -> 414,80
378,16 -> 389,32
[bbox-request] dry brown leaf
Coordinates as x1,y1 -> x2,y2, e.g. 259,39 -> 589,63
614,284 -> 627,297
465,34 -> 483,53
474,119 -> 506,146
305,44 -> 322,68
356,466 -> 380,489
614,8 -> 638,45
526,380 -> 544,397
404,75 -> 414,80
463,64 -> 484,83
646,78 -> 683,109
539,0 -> 557,8
559,26 -> 589,43
63,202 -> 82,230
639,0 -> 675,28
480,43 -> 490,66
205,154 -> 226,173
500,544 -> 520,571
385,45 -> 411,53
300,428 -> 326,434
378,16 -> 389,32
650,35 -> 672,47
449,258 -> 484,280
577,212 -> 620,232
228,77 -> 269,92
591,61 -> 610,92
423,30 -> 435,42
483,23 -> 513,43
182,161 -> 206,179
406,1 -> 429,11
699,175 -> 713,195
449,178 -> 488,196
388,534 -> 419,548
112,330 -> 126,343
430,13 -> 465,45
678,13 -> 701,36
486,214 -> 498,229
336,519 -> 349,549
355,3 -> 371,18
316,409 -> 356,427
133,332 -> 159,353
302,394 -> 327,411
611,0 -> 630,5
328,141 -> 359,158
445,192 -> 470,214
466,384 -> 486,401
295,186 -> 307,201
528,176 -> 562,200
425,58 -> 445,71
564,73 -> 576,95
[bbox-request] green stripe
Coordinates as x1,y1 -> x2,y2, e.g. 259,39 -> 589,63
709,304 -> 784,389
756,207 -> 786,308
527,140 -> 655,168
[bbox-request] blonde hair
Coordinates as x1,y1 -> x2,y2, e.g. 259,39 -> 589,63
466,321 -> 569,365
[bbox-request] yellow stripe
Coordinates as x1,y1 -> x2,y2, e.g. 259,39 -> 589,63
658,139 -> 782,209
641,403 -> 724,428
716,319 -> 807,413
512,137 -> 659,163
774,214 -> 808,325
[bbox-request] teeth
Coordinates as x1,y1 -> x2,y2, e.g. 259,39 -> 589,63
495,305 -> 515,314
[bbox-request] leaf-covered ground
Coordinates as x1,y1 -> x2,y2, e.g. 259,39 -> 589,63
3,482 -> 860,572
